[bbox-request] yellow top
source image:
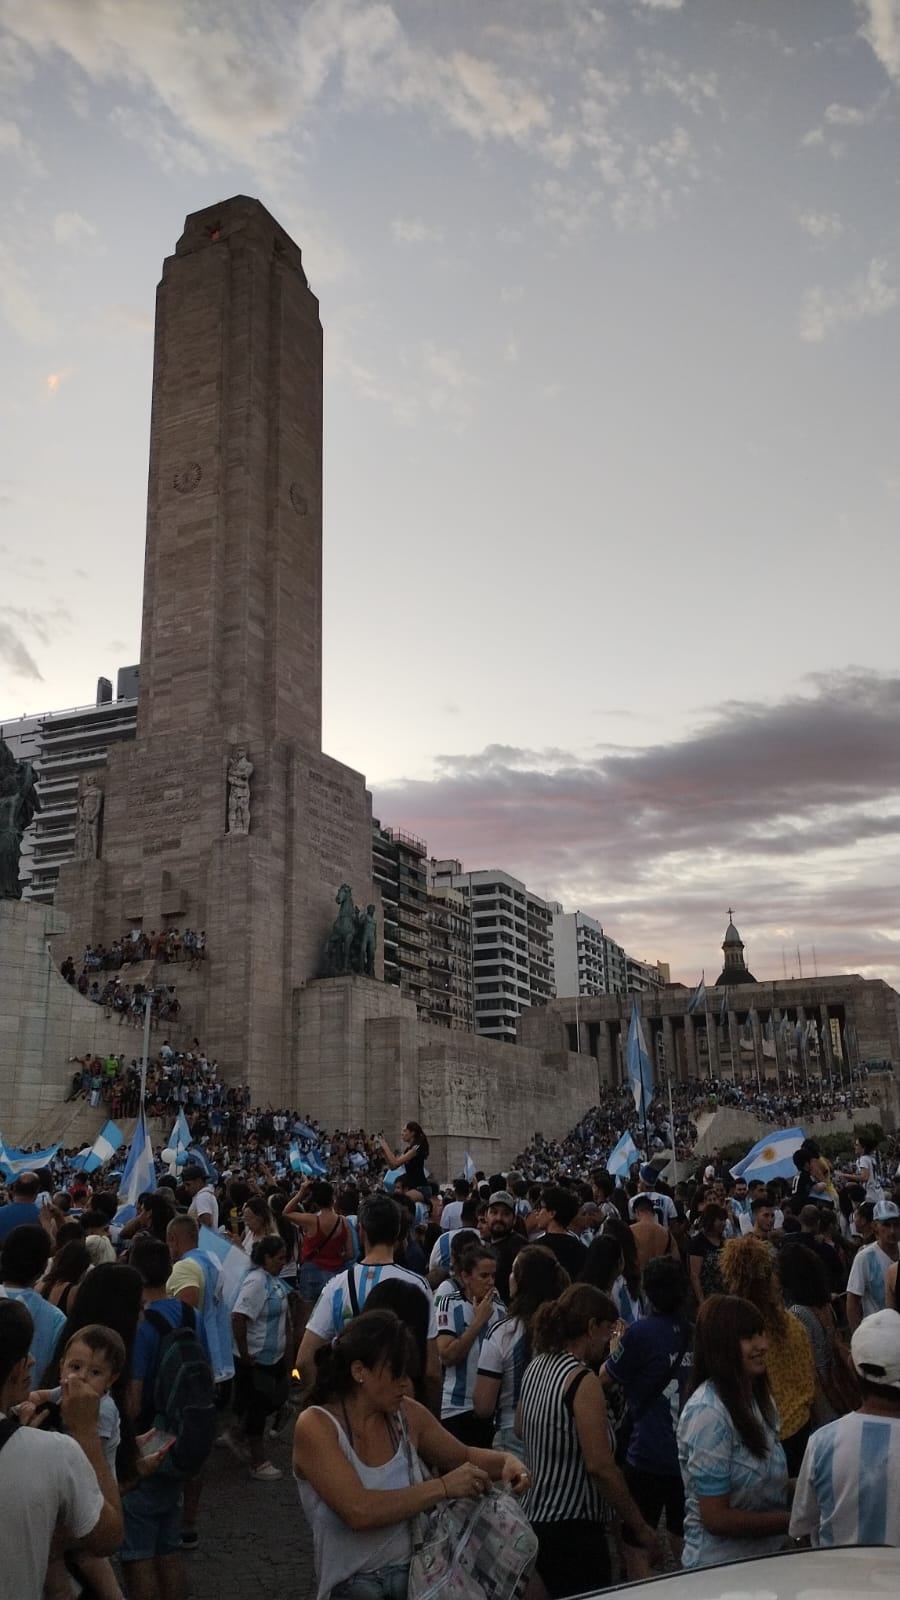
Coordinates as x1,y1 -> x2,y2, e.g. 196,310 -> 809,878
767,1311 -> 815,1440
166,1258 -> 206,1307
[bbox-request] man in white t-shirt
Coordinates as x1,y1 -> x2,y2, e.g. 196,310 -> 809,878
182,1164 -> 219,1231
297,1194 -> 440,1409
847,1201 -> 900,1329
440,1179 -> 472,1233
790,1309 -> 900,1548
0,1298 -> 123,1600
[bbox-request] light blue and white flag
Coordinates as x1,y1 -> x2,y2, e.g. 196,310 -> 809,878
307,1149 -> 328,1178
289,1143 -> 307,1175
687,978 -> 706,1015
463,1152 -> 477,1182
626,1000 -> 654,1118
607,1129 -> 641,1181
0,1139 -> 62,1178
779,1015 -> 789,1040
114,1114 -> 156,1224
185,1145 -> 217,1181
719,988 -> 728,1025
72,1121 -> 124,1174
199,1225 -> 251,1312
730,1127 -> 806,1184
383,1166 -> 406,1192
169,1108 -> 192,1157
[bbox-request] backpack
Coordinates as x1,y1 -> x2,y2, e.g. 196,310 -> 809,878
144,1305 -> 216,1477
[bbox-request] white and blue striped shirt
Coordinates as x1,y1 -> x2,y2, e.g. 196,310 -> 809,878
847,1243 -> 895,1318
306,1263 -> 438,1342
790,1411 -> 900,1547
232,1268 -> 290,1363
435,1285 -> 505,1418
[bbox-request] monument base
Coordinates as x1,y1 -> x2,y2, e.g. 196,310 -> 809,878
0,899 -> 135,1144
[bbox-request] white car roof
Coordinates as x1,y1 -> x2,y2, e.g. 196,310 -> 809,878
594,1546 -> 899,1600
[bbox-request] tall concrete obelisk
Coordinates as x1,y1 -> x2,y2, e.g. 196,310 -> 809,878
55,198 -> 376,1098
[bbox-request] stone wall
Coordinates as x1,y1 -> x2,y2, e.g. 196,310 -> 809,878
0,900 -> 135,1143
293,977 -> 599,1178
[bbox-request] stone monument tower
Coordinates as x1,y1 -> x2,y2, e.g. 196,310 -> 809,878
55,197 -> 375,1100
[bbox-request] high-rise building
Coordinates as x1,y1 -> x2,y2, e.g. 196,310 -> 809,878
0,675 -> 139,903
552,909 -> 623,996
426,881 -> 473,1031
371,821 -> 429,1014
429,861 -> 557,1044
625,954 -> 666,994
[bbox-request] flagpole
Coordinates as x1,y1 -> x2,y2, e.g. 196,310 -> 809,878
139,991 -> 152,1111
701,975 -> 714,1084
667,1058 -> 678,1186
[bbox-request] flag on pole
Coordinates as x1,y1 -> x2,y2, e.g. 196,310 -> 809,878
779,1016 -> 789,1040
463,1153 -> 477,1182
289,1143 -> 306,1175
626,999 -> 654,1119
307,1150 -> 328,1178
184,1145 -> 217,1181
719,988 -> 728,1025
114,1114 -> 156,1225
729,1127 -> 806,1183
687,978 -> 706,1015
0,1139 -> 62,1178
607,1129 -> 641,1180
169,1108 -> 192,1157
71,1121 -> 124,1174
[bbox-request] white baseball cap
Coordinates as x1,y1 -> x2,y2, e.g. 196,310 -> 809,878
851,1309 -> 900,1391
873,1200 -> 900,1223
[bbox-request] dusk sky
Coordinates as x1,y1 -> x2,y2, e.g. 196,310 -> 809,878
1,0 -> 898,987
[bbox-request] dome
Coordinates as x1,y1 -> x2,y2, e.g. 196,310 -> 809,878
723,921 -> 742,946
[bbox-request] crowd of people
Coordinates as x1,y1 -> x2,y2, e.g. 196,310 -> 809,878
1,1107 -> 899,1600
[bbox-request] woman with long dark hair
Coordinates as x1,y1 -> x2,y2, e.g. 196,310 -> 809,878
435,1244 -> 504,1447
473,1244 -> 569,1455
677,1295 -> 790,1569
378,1121 -> 430,1202
39,1240 -> 91,1316
294,1310 -> 529,1600
719,1233 -> 815,1473
599,1218 -> 644,1325
44,1261 -> 144,1485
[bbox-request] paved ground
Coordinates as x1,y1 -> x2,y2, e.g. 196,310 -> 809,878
185,1425 -> 315,1600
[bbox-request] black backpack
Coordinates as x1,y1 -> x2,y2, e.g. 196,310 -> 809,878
144,1305 -> 216,1478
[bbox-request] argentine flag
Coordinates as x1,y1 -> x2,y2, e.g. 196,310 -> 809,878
607,1129 -> 641,1181
72,1121 -> 124,1174
730,1127 -> 806,1184
626,999 -> 654,1118
114,1114 -> 156,1224
463,1153 -> 477,1182
185,1144 -> 217,1181
687,978 -> 706,1015
169,1108 -> 192,1158
0,1139 -> 62,1178
199,1225 -> 251,1311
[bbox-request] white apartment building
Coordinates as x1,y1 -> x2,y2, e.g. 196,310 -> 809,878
429,860 -> 557,1044
0,668 -> 139,904
552,909 -> 628,998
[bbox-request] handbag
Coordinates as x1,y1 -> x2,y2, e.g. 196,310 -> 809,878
399,1414 -> 537,1600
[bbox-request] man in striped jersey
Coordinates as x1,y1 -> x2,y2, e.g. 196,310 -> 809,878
296,1194 -> 441,1409
790,1309 -> 900,1547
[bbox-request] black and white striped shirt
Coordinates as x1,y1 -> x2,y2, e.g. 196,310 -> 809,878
519,1352 -> 603,1524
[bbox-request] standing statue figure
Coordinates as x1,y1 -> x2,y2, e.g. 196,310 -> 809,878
354,903 -> 377,977
74,774 -> 103,860
226,746 -> 254,835
0,738 -> 40,900
321,884 -> 356,976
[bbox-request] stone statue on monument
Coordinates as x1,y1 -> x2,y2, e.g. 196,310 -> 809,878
355,902 -> 377,977
321,883 -> 357,976
74,774 -> 103,859
0,738 -> 40,900
226,746 -> 254,834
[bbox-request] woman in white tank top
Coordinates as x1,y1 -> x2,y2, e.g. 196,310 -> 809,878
294,1309 -> 530,1600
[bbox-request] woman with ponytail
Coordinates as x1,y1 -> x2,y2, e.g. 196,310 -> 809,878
517,1284 -> 659,1596
294,1309 -> 529,1600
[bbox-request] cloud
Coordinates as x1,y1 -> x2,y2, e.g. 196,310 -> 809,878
108,105 -> 209,175
799,256 -> 899,341
52,210 -> 97,245
632,0 -> 685,10
373,670 -> 900,982
0,239 -> 54,342
0,116 -> 44,174
391,217 -> 443,244
824,102 -> 866,125
855,0 -> 900,84
797,209 -> 844,241
103,303 -> 154,334
638,53 -> 720,116
0,609 -> 43,680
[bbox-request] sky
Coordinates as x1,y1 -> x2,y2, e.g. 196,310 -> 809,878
1,0 -> 898,988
